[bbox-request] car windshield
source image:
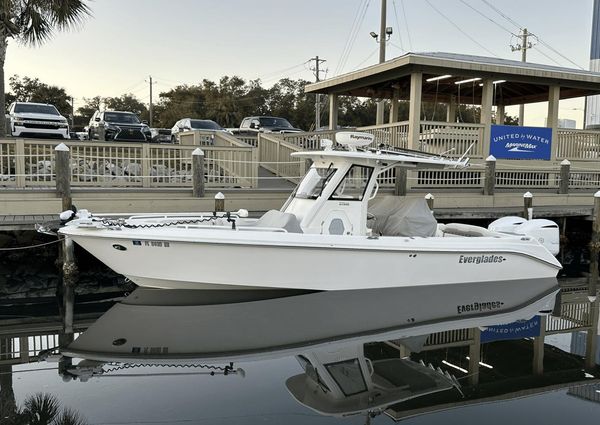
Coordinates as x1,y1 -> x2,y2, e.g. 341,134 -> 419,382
191,120 -> 222,130
258,117 -> 293,128
104,112 -> 140,124
14,104 -> 60,115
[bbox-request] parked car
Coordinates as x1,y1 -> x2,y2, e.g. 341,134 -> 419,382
150,128 -> 172,143
237,116 -> 303,135
88,110 -> 152,142
170,118 -> 230,143
8,102 -> 70,139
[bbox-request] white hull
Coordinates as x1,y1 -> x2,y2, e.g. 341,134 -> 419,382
61,226 -> 561,291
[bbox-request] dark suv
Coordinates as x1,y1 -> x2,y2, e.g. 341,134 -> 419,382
88,110 -> 152,142
238,116 -> 303,135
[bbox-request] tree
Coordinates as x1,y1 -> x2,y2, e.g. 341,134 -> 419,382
104,93 -> 148,121
6,75 -> 71,114
0,0 -> 91,135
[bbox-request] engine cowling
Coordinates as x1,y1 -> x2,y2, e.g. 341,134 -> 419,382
488,216 -> 560,256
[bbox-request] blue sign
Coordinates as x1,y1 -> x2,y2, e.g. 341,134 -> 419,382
490,125 -> 552,160
480,316 -> 541,343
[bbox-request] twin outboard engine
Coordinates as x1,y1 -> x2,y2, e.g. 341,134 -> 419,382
488,216 -> 560,256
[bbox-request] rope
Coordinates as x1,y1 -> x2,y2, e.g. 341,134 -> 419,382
0,238 -> 63,251
100,213 -> 235,229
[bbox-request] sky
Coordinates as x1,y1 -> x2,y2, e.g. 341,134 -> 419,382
4,0 -> 595,126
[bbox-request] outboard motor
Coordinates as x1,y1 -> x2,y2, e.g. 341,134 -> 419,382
488,216 -> 560,256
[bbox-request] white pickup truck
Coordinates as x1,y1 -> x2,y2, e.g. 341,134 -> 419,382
8,102 -> 70,139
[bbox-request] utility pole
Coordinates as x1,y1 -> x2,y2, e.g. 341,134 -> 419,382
309,56 -> 327,130
70,96 -> 75,128
373,0 -> 391,125
511,28 -> 534,126
146,75 -> 156,127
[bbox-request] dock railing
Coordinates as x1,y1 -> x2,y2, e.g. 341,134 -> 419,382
258,133 -> 307,183
0,138 -> 259,189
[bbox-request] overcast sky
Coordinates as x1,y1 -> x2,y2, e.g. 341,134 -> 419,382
5,0 -> 595,126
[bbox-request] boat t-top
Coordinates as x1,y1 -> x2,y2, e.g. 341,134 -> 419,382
59,132 -> 561,291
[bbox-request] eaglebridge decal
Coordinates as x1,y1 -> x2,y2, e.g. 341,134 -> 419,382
490,125 -> 552,160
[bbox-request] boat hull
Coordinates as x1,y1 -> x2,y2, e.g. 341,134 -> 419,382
61,227 -> 562,291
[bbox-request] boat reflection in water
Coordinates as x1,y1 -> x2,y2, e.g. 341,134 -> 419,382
58,277 -> 578,419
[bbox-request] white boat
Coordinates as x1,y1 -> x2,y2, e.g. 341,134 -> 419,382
58,132 -> 562,291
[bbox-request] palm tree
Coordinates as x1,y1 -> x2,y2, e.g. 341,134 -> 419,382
0,0 -> 91,135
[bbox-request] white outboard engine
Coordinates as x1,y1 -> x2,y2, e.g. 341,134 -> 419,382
488,216 -> 560,256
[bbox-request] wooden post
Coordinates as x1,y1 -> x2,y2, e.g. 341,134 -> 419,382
15,138 -> 25,188
407,72 -> 423,150
141,143 -> 150,188
585,299 -> 599,370
547,85 -> 560,161
589,190 -> 600,302
62,236 -> 76,334
559,159 -> 570,195
532,315 -> 546,375
328,94 -> 338,130
192,148 -> 205,197
480,79 -> 494,158
55,143 -> 72,211
495,104 -> 505,125
447,95 -> 457,123
484,155 -> 496,196
523,191 -> 533,220
468,328 -> 481,386
425,193 -> 434,211
394,167 -> 407,196
215,191 -> 225,212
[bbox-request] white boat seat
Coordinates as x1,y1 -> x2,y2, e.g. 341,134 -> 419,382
252,210 -> 303,233
438,223 -> 497,237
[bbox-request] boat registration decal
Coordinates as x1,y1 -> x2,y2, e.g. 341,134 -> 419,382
458,254 -> 506,264
457,300 -> 504,315
132,240 -> 170,248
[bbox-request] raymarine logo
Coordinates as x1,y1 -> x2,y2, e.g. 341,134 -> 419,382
458,254 -> 506,264
349,134 -> 371,141
457,300 -> 504,315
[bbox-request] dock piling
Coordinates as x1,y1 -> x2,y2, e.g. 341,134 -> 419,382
523,192 -> 533,220
484,155 -> 496,196
559,159 -> 570,195
589,190 -> 600,302
54,143 -> 72,211
215,192 -> 225,212
192,148 -> 205,198
394,168 -> 407,196
425,193 -> 434,211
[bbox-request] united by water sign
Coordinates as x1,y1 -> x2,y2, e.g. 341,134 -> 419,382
490,125 -> 552,160
480,316 -> 541,343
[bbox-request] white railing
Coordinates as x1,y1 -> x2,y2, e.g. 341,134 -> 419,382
569,168 -> 600,190
494,166 -> 561,190
419,121 -> 484,158
546,302 -> 593,334
410,169 -> 485,189
359,121 -> 409,149
258,133 -> 306,183
0,139 -> 258,189
557,129 -> 600,160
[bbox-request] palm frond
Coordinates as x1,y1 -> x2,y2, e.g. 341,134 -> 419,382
53,407 -> 88,425
22,393 -> 60,425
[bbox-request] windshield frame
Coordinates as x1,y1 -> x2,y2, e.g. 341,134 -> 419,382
190,119 -> 223,130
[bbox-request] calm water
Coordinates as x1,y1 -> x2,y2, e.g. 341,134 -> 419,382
1,260 -> 599,424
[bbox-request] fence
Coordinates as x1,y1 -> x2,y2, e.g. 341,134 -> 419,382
418,121 -> 484,158
359,121 -> 409,149
258,133 -> 306,183
556,129 -> 600,160
0,139 -> 258,189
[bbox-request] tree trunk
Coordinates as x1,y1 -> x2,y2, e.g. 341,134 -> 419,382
0,36 -> 6,137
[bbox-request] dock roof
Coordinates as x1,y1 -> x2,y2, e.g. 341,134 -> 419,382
305,52 -> 600,106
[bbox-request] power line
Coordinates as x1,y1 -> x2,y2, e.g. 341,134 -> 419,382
479,0 -> 585,69
391,0 -> 404,51
336,0 -> 371,75
335,0 -> 368,76
458,0 -> 516,36
353,47 -> 379,69
399,0 -> 412,50
424,0 -> 499,57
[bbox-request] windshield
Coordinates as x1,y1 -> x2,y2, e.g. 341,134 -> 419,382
14,103 -> 60,115
296,166 -> 337,199
325,359 -> 368,396
104,112 -> 141,124
191,120 -> 222,130
259,117 -> 293,128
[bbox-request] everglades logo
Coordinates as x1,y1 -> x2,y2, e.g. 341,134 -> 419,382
457,300 -> 504,315
458,254 -> 506,264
